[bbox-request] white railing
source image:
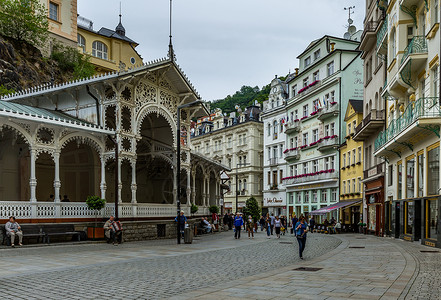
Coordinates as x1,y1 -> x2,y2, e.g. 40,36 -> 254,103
0,202 -> 205,219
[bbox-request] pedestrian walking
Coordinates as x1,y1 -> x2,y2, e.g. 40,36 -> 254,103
295,216 -> 308,259
291,214 -> 298,236
234,213 -> 244,239
309,216 -> 315,233
270,213 -> 275,235
259,215 -> 265,231
280,215 -> 286,235
274,216 -> 282,238
246,215 -> 254,239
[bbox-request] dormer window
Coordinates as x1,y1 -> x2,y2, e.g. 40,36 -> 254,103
313,49 -> 321,61
292,85 -> 297,97
304,56 -> 311,67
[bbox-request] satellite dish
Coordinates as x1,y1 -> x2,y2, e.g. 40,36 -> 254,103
344,32 -> 351,39
348,25 -> 357,35
348,18 -> 353,25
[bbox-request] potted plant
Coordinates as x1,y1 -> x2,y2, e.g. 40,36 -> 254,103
191,204 -> 198,216
86,195 -> 106,239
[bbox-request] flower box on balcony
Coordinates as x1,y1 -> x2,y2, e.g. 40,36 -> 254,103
341,166 -> 346,170
356,162 -> 361,165
294,118 -> 300,122
351,163 -> 355,167
299,145 -> 308,150
300,116 -> 308,121
330,101 -> 337,105
310,111 -> 318,116
354,192 -> 361,195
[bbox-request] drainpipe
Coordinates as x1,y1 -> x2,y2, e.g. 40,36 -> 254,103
86,85 -> 101,126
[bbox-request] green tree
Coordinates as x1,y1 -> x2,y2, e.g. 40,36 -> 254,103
242,197 -> 261,223
209,205 -> 219,214
191,204 -> 198,215
51,44 -> 95,79
86,195 -> 106,231
0,85 -> 15,96
0,0 -> 48,46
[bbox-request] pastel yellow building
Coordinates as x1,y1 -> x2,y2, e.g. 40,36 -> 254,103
77,14 -> 143,73
339,100 -> 364,228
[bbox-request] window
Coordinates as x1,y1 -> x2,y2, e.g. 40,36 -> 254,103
312,129 -> 318,142
352,179 -> 356,193
290,138 -> 294,148
418,152 -> 424,197
358,177 -> 361,192
352,121 -> 357,132
304,191 -> 310,203
280,122 -> 283,133
228,137 -> 232,148
303,77 -> 309,87
289,165 -> 294,176
294,110 -> 298,120
92,41 -> 108,60
228,158 -> 232,168
292,85 -> 297,97
330,122 -> 335,136
405,201 -> 414,234
303,162 -> 309,174
358,147 -> 362,163
406,156 -> 416,198
303,105 -> 309,117
49,2 -> 59,21
77,34 -> 86,53
388,164 -> 393,186
303,133 -> 308,146
343,153 -> 346,168
343,181 -> 346,194
330,91 -> 335,103
267,123 -> 271,136
428,144 -> 440,195
243,179 -> 247,191
327,61 -> 334,76
273,120 -> 278,135
330,156 -> 335,170
398,161 -> 403,199
279,145 -> 283,157
297,192 -> 302,204
321,190 -> 327,203
352,150 -> 356,165
313,70 -> 319,81
273,146 -> 278,159
294,137 -> 298,147
427,199 -> 438,240
324,157 -> 329,170
331,189 -> 337,202
267,171 -> 271,185
325,124 -> 330,136
433,66 -> 439,99
313,49 -> 321,61
391,30 -> 396,59
348,123 -> 352,135
304,56 -> 311,67
312,191 -> 318,203
347,152 -> 351,166
313,160 -> 318,172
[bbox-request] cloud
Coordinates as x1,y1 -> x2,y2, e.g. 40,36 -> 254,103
78,0 -> 365,100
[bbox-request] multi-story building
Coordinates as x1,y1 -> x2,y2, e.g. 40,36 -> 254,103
373,0 -> 440,247
339,100 -> 364,228
39,0 -> 78,48
283,34 -> 363,219
191,106 -> 263,213
353,0 -> 388,236
262,77 -> 288,216
77,15 -> 143,73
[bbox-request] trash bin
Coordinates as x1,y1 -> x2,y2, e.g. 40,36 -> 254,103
184,227 -> 193,244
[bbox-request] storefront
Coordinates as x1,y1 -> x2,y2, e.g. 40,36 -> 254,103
263,193 -> 287,217
364,178 -> 384,236
310,200 -> 361,223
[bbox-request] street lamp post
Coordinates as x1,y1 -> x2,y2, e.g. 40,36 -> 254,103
176,100 -> 209,244
235,162 -> 249,214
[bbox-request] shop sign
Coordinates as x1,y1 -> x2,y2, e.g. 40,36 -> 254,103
264,196 -> 285,207
367,168 -> 378,177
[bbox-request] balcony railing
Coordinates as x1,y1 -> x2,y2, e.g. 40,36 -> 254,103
318,103 -> 339,120
361,20 -> 381,42
363,163 -> 385,179
284,148 -> 300,160
293,80 -> 322,100
317,135 -> 339,151
376,17 -> 388,49
285,121 -> 301,134
268,158 -> 278,166
400,36 -> 428,65
283,170 -> 338,185
354,109 -> 385,134
375,97 -> 441,150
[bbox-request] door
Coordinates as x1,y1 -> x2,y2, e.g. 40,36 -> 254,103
414,199 -> 422,241
395,202 -> 400,238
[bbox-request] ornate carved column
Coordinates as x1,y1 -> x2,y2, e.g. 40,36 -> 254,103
29,149 -> 37,203
186,169 -> 191,207
100,156 -> 106,200
206,177 -> 211,207
53,150 -> 61,203
202,175 -> 206,207
173,167 -> 177,205
131,160 -> 137,204
117,158 -> 122,204
192,169 -> 196,205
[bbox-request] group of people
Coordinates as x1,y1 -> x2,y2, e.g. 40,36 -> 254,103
232,213 -> 256,239
260,213 -> 289,239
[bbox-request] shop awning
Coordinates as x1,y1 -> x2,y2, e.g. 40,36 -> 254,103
310,200 -> 362,215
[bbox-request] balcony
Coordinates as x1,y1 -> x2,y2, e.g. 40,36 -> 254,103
398,36 -> 428,89
317,135 -> 339,151
363,163 -> 385,181
376,17 -> 388,55
283,170 -> 338,185
360,20 -> 382,51
268,157 -> 279,166
353,110 -> 386,141
284,148 -> 300,161
400,36 -> 428,66
318,104 -> 339,121
374,97 -> 441,158
285,121 -> 301,134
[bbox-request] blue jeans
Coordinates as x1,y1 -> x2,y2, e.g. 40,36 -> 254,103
296,236 -> 307,258
266,226 -> 271,236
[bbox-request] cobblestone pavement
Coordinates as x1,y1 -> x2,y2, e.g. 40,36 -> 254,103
0,231 -> 340,299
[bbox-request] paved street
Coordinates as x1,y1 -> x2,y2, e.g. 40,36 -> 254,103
0,231 -> 440,299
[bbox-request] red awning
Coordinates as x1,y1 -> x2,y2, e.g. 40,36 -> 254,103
310,200 -> 362,215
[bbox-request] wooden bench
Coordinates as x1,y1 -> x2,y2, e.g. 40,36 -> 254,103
195,223 -> 206,235
42,224 -> 82,244
1,225 -> 45,246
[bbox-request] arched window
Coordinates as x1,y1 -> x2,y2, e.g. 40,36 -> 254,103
92,41 -> 108,60
273,120 -> 277,134
267,123 -> 271,136
239,180 -> 242,191
375,93 -> 379,110
77,34 -> 86,53
243,179 -> 247,191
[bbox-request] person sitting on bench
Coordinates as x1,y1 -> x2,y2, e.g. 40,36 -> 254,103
110,218 -> 123,245
5,216 -> 23,247
202,217 -> 213,233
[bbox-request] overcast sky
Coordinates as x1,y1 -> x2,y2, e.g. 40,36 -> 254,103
78,0 -> 365,101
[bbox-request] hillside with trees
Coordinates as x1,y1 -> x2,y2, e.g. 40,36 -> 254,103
209,76 -> 286,114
